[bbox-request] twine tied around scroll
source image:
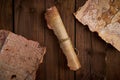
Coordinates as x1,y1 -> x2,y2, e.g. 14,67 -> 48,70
60,38 -> 80,56
45,6 -> 81,71
59,37 -> 70,43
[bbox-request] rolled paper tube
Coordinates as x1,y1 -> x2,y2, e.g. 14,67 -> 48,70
45,6 -> 81,70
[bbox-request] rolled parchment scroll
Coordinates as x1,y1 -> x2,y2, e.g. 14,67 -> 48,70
45,6 -> 81,70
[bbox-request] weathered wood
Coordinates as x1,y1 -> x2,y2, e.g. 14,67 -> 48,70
76,0 -> 106,80
45,0 -> 59,80
56,0 -> 75,79
0,0 -> 13,30
106,46 -> 120,80
90,33 -> 106,80
0,0 -> 119,80
75,0 -> 92,79
76,22 -> 92,80
14,0 -> 45,80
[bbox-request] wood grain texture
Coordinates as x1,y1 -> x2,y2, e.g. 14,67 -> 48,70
76,21 -> 92,80
14,0 -> 45,42
75,0 -> 92,80
90,33 -> 106,80
45,0 -> 59,80
106,45 -> 120,80
75,0 -> 106,80
0,0 -> 120,80
0,0 -> 13,30
14,0 -> 45,80
56,0 -> 75,80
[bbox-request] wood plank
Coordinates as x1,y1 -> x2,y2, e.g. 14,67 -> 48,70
75,0 -> 92,79
14,0 -> 45,80
76,22 -> 92,80
106,46 -> 120,80
90,33 -> 106,80
45,0 -> 59,80
56,0 -> 75,80
76,0 -> 106,80
0,0 -> 13,30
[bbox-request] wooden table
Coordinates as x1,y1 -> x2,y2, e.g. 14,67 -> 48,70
0,0 -> 120,80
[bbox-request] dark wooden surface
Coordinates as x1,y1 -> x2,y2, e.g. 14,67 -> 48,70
0,0 -> 120,80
